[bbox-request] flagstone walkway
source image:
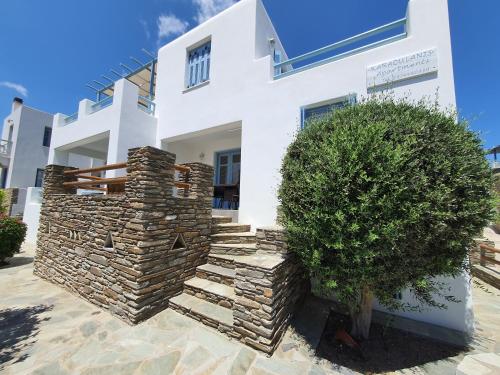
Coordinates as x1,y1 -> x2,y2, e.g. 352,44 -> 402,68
1,244 -> 499,374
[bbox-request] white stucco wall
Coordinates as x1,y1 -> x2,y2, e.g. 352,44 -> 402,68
23,187 -> 42,244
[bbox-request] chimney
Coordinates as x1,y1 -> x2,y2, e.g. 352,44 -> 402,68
12,97 -> 23,112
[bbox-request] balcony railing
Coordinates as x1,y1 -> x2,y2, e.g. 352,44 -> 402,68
0,139 -> 12,156
138,96 -> 156,115
273,18 -> 407,79
89,95 -> 113,114
64,112 -> 78,125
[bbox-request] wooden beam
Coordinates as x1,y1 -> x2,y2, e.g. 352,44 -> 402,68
63,177 -> 127,188
175,182 -> 190,190
64,162 -> 127,175
174,165 -> 191,174
64,186 -> 107,192
74,174 -> 105,181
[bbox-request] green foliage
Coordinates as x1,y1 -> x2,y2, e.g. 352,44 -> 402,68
279,98 -> 495,312
0,190 -> 6,215
0,215 -> 27,263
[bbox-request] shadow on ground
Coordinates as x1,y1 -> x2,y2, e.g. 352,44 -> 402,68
0,256 -> 34,269
316,310 -> 466,374
0,304 -> 53,370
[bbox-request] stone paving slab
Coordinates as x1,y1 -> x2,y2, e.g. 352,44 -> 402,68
1,244 -> 499,375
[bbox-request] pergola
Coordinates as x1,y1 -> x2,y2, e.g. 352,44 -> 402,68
85,49 -> 157,102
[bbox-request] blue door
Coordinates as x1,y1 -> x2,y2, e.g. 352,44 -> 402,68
214,149 -> 241,209
215,149 -> 241,185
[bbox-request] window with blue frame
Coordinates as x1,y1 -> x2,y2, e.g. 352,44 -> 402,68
215,149 -> 240,185
186,41 -> 211,88
301,94 -> 357,128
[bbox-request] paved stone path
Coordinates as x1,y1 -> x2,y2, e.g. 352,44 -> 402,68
1,244 -> 499,374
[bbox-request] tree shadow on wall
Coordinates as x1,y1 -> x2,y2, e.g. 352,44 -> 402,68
0,304 -> 53,370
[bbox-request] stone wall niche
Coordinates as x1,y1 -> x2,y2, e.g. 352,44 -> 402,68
34,146 -> 214,324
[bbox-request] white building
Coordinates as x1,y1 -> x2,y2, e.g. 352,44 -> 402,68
1,98 -> 54,215
45,0 -> 471,339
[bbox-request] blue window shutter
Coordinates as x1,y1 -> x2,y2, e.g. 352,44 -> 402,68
187,41 -> 211,88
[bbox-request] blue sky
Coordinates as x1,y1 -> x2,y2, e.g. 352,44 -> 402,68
0,0 -> 498,149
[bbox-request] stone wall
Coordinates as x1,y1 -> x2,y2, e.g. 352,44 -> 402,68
233,227 -> 309,354
34,146 -> 213,324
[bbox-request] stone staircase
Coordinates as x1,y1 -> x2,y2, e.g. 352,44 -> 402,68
169,215 -> 257,337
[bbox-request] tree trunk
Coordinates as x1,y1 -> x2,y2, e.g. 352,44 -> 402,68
349,286 -> 374,340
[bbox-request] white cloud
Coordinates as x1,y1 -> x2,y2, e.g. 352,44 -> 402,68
193,0 -> 237,24
157,14 -> 189,40
0,81 -> 28,97
140,19 -> 151,40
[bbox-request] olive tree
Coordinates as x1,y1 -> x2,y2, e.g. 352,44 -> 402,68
279,98 -> 494,339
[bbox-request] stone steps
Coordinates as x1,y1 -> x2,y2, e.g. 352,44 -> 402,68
211,215 -> 233,225
210,243 -> 257,256
195,263 -> 235,286
212,223 -> 251,234
211,231 -> 256,244
169,293 -> 233,331
184,277 -> 235,308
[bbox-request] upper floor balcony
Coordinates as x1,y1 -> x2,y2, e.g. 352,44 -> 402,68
0,139 -> 12,168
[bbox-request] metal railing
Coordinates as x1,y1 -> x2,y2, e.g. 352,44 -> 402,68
137,95 -> 156,115
0,139 -> 12,156
273,18 -> 407,79
90,95 -> 113,114
64,112 -> 78,125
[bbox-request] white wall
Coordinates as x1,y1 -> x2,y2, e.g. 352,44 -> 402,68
23,187 -> 42,244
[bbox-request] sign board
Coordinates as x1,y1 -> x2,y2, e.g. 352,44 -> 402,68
367,49 -> 438,88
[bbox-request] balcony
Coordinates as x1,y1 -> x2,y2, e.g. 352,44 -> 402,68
50,79 -> 158,169
0,139 -> 12,167
273,18 -> 407,79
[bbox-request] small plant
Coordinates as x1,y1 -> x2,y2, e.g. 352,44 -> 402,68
0,215 -> 27,265
279,97 -> 495,339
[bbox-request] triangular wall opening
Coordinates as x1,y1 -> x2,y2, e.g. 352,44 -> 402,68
172,234 -> 186,250
104,231 -> 114,249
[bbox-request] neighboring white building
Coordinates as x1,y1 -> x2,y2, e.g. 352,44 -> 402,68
45,0 -> 471,338
0,98 -> 99,217
1,98 -> 54,215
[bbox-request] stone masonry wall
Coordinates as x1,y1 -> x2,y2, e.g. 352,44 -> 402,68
233,227 -> 309,354
34,146 -> 213,324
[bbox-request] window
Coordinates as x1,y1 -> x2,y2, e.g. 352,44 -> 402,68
301,94 -> 357,128
35,168 -> 45,187
43,126 -> 52,147
186,41 -> 211,88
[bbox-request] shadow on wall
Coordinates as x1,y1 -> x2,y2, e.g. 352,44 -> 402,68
0,304 -> 53,370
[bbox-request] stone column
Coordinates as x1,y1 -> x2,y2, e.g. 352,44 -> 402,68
181,162 -> 214,202
42,165 -> 78,196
